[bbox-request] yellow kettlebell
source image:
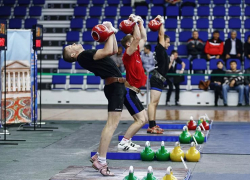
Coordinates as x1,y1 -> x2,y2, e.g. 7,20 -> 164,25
170,141 -> 184,162
185,142 -> 200,162
162,166 -> 177,180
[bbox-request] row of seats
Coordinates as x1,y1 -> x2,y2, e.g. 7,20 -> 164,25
1,0 -> 45,5
0,6 -> 42,17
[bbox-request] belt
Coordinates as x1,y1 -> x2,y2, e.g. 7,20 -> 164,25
153,70 -> 166,82
125,81 -> 140,94
105,77 -> 126,85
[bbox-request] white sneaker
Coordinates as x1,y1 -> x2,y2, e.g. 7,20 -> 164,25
129,139 -> 140,148
118,143 -> 137,151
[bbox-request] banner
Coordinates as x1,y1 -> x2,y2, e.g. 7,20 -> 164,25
1,30 -> 34,124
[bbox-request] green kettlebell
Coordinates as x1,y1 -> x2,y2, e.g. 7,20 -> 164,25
193,126 -> 205,144
179,126 -> 191,144
156,141 -> 170,161
198,116 -> 205,125
140,141 -> 155,161
141,166 -> 158,180
123,166 -> 140,180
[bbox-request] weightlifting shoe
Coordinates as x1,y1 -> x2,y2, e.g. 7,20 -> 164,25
128,138 -> 140,148
90,154 -> 98,163
92,160 -> 114,176
118,142 -> 137,151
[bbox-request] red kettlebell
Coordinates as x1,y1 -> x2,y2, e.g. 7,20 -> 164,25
91,24 -> 114,42
200,120 -> 210,130
148,18 -> 162,32
187,116 -> 197,130
119,19 -> 136,34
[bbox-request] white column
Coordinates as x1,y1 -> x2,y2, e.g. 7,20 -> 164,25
13,72 -> 16,91
26,71 -> 30,90
17,72 -> 21,91
8,72 -> 10,91
22,72 -> 25,91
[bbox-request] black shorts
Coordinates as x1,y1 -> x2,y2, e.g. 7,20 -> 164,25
150,75 -> 164,92
124,88 -> 144,116
104,83 -> 126,112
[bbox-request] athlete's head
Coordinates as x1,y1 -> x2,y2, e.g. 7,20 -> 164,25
144,44 -> 151,54
121,35 -> 133,49
63,43 -> 84,63
157,35 -> 170,49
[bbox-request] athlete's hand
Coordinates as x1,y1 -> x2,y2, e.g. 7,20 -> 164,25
155,15 -> 164,24
102,21 -> 112,29
135,16 -> 144,24
129,14 -> 137,22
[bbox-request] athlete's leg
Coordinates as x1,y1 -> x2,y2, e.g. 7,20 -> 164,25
148,89 -> 162,121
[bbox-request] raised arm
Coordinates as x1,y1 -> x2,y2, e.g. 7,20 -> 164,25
137,16 -> 147,52
126,23 -> 141,56
112,32 -> 118,54
156,15 -> 165,47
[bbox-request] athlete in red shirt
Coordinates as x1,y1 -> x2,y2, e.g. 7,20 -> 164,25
117,14 -> 148,151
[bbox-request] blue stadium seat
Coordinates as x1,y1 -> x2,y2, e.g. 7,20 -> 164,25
229,18 -> 241,29
152,0 -> 164,4
191,76 -> 205,85
177,59 -> 190,70
147,31 -> 158,42
29,6 -> 42,16
196,18 -> 209,29
3,0 -> 15,5
198,0 -> 210,4
74,7 -> 86,17
166,6 -> 179,17
245,32 -> 250,41
177,45 -> 188,56
213,0 -> 225,4
86,18 -> 99,29
120,6 -> 132,17
33,0 -> 45,5
245,6 -> 250,16
9,19 -> 22,29
89,7 -> 102,17
167,45 -> 174,55
107,0 -> 120,5
18,0 -> 31,5
245,57 -> 250,69
199,31 -> 208,42
102,18 -> 115,26
66,31 -> 80,42
165,18 -> 177,29
82,31 -> 93,42
210,59 -> 224,70
59,58 -> 72,69
183,0 -> 195,2
77,0 -> 90,5
52,75 -> 66,90
228,6 -> 241,17
226,59 -> 241,70
179,31 -> 192,42
96,44 -> 104,49
105,6 -> 117,17
122,0 -> 130,4
69,76 -> 84,90
165,31 -> 176,42
116,31 -> 126,42
82,44 -> 92,50
14,6 -> 26,17
213,6 -> 225,16
181,18 -> 193,29
135,6 -> 148,17
75,61 -> 83,69
227,31 -> 241,40
70,18 -> 83,29
24,18 -> 37,28
93,0 -> 105,4
192,59 -> 207,70
228,0 -> 241,4
180,76 -> 187,85
245,19 -> 250,29
197,6 -> 210,16
0,6 -> 11,17
213,18 -> 225,29
151,6 -> 164,16
87,76 -> 101,85
246,0 -> 250,4
181,6 -> 194,16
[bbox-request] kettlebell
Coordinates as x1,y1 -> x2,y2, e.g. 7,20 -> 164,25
162,166 -> 177,180
193,126 -> 205,144
155,141 -> 170,161
141,166 -> 158,180
140,141 -> 155,161
170,142 -> 184,162
123,166 -> 140,180
187,116 -> 197,130
185,142 -> 200,162
179,126 -> 192,144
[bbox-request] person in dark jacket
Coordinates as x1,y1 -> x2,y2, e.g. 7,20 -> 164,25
244,35 -> 250,59
205,31 -> 224,60
224,30 -> 243,61
244,61 -> 250,106
210,61 -> 225,106
187,30 -> 204,61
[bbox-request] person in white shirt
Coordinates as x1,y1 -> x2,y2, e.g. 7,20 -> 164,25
141,44 -> 155,72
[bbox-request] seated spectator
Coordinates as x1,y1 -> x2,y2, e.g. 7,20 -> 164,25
204,31 -> 224,60
165,0 -> 181,6
110,46 -> 125,73
224,30 -> 243,61
187,30 -> 204,61
166,50 -> 185,106
141,44 -> 155,72
209,61 -> 225,106
244,61 -> 250,106
244,35 -> 250,59
222,60 -> 244,106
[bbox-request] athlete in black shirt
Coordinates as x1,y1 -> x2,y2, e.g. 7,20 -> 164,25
63,22 -> 125,176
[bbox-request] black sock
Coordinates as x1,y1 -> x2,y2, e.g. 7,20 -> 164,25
149,121 -> 156,128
